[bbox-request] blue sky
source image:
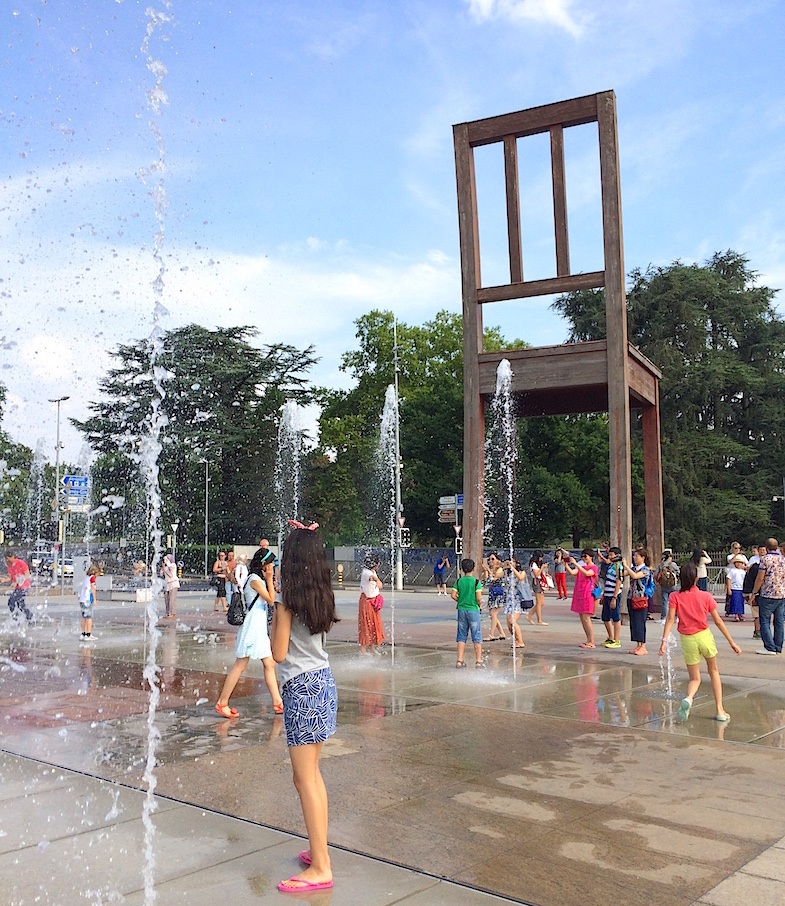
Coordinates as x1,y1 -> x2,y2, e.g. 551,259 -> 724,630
1,0 -> 783,459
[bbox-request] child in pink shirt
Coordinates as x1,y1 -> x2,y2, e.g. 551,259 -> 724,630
659,561 -> 741,722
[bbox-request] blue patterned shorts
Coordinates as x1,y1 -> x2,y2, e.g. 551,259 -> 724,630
282,667 -> 337,747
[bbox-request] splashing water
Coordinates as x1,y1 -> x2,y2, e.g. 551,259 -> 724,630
274,400 -> 305,539
22,440 -> 46,548
659,633 -> 679,700
377,384 -> 398,665
484,360 -> 519,673
136,4 -> 173,902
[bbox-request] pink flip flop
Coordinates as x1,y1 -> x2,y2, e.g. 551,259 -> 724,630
579,643 -> 596,649
277,877 -> 334,893
298,850 -> 312,865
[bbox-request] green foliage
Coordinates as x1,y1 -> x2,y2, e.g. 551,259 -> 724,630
74,325 -> 318,547
553,250 -> 785,547
306,310 -> 508,545
0,384 -> 36,544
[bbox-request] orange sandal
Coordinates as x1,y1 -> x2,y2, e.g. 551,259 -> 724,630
273,702 -> 284,715
215,703 -> 239,718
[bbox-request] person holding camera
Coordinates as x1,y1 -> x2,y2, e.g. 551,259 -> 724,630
564,549 -> 599,648
553,548 -> 568,600
527,550 -> 549,626
215,549 -> 283,719
623,547 -> 653,656
655,549 -> 679,623
600,547 -> 623,648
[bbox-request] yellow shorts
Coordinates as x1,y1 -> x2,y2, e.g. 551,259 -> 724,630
680,628 -> 718,666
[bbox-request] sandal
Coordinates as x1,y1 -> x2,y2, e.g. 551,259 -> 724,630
456,661 -> 467,668
273,702 -> 284,715
215,703 -> 239,719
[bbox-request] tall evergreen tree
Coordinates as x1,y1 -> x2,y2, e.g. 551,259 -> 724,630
552,251 -> 785,547
74,325 -> 317,548
0,384 -> 35,545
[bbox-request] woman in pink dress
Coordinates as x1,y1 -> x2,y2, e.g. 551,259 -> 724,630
565,549 -> 599,648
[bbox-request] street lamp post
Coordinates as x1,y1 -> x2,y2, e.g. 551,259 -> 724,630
393,320 -> 403,591
49,396 -> 69,595
199,459 -> 210,578
171,522 -> 179,566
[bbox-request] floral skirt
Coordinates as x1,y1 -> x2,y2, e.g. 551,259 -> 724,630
282,668 -> 337,747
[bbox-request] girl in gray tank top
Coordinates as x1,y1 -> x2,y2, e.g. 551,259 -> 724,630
271,522 -> 340,895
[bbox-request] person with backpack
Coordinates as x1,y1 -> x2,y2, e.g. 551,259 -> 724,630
451,558 -> 484,667
215,548 -> 283,719
622,547 -> 655,656
655,548 -> 679,624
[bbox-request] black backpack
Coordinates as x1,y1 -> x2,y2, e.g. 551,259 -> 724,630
227,578 -> 259,626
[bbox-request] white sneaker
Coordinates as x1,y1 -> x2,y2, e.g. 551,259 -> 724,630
757,648 -> 778,655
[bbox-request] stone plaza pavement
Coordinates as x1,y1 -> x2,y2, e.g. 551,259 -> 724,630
1,585 -> 785,904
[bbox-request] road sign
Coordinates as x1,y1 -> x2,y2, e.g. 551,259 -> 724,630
438,507 -> 456,523
63,475 -> 89,491
439,495 -> 456,506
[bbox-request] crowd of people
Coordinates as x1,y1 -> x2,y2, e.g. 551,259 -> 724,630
438,540 -> 785,654
444,538 -> 785,723
4,531 -> 785,895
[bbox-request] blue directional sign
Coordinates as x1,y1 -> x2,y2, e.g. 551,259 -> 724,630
63,475 -> 90,492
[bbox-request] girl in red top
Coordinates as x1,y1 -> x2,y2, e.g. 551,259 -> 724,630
659,562 -> 741,722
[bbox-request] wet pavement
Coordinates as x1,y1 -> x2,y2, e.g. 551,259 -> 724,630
2,587 -> 785,904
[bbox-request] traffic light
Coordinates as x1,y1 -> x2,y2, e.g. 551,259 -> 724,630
400,527 -> 411,548
454,535 -> 463,555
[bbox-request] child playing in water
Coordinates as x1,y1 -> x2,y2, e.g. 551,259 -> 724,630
451,558 -> 484,667
659,561 -> 741,722
271,521 -> 340,894
79,563 -> 100,640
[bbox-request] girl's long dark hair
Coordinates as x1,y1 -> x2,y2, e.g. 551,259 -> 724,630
680,561 -> 698,592
691,548 -> 703,565
529,549 -> 543,567
280,528 -> 340,634
249,548 -> 273,574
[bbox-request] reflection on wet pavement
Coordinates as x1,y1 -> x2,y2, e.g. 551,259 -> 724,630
4,618 -> 785,768
5,597 -> 785,906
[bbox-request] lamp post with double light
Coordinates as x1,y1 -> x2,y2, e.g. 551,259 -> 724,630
48,396 -> 69,593
199,459 -> 211,578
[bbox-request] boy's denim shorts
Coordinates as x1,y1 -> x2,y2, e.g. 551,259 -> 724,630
457,609 -> 482,643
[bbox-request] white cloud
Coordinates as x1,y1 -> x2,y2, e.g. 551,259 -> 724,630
465,0 -> 588,38
19,336 -> 78,381
0,235 -> 463,453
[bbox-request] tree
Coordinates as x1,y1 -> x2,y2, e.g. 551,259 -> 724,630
552,251 -> 785,548
0,384 -> 35,545
305,310 -> 509,545
74,325 -> 318,547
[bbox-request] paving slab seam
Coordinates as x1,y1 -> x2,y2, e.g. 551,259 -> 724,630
692,833 -> 785,905
0,748 -> 533,905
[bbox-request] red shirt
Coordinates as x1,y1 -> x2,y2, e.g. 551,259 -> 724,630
669,586 -> 716,635
7,558 -> 31,590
